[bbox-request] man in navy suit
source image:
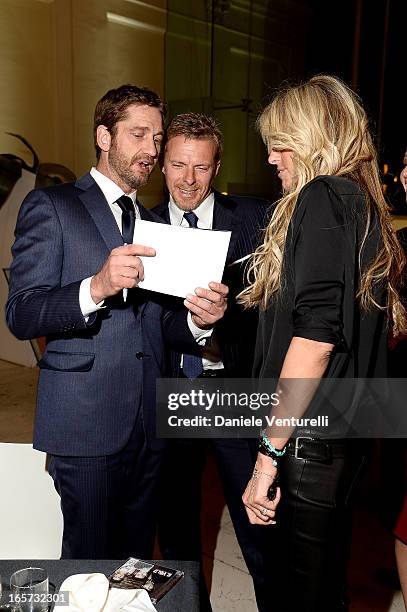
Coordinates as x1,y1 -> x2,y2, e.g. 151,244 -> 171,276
6,87 -> 227,560
153,113 -> 271,610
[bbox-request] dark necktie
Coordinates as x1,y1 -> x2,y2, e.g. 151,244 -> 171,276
116,195 -> 135,244
182,210 -> 203,378
183,210 -> 199,229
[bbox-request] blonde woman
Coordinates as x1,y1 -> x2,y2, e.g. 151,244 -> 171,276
241,75 -> 406,611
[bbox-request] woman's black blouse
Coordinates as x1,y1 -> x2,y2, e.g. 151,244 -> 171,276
253,175 -> 387,379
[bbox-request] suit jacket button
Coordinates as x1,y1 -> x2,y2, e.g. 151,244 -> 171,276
136,351 -> 144,359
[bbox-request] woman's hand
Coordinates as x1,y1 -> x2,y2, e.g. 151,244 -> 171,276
242,453 -> 281,525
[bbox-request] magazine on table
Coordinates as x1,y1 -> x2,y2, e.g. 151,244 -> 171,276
108,558 -> 184,604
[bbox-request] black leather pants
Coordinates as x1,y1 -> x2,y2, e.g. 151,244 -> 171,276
262,439 -> 369,612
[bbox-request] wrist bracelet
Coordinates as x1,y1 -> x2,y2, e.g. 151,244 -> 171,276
258,441 -> 279,466
260,430 -> 286,457
253,466 -> 275,479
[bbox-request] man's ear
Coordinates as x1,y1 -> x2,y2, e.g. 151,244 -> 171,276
162,144 -> 168,174
96,125 -> 111,153
215,160 -> 221,177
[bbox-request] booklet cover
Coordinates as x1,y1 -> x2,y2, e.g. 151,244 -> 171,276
108,557 -> 184,604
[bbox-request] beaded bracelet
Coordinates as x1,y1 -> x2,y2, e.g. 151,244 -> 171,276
258,440 -> 279,466
259,429 -> 286,457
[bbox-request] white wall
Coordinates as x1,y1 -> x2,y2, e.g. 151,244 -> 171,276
0,444 -> 63,559
0,0 -> 167,206
0,171 -> 37,367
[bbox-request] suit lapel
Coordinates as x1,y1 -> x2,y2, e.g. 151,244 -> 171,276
138,202 -> 162,222
76,174 -> 123,252
213,192 -> 240,262
152,202 -> 170,223
76,175 -> 165,315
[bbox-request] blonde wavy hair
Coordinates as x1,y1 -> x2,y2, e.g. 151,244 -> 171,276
239,75 -> 406,335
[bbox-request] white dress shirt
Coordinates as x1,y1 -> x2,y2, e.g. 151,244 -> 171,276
79,167 -> 139,316
79,167 -> 208,340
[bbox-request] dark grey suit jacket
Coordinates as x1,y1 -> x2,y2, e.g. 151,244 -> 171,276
6,173 -> 196,455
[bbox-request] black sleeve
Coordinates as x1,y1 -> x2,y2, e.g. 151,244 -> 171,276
292,180 -> 346,345
162,306 -> 202,355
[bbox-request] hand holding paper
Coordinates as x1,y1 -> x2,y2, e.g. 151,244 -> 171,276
185,281 -> 228,329
135,219 -> 231,298
90,243 -> 155,304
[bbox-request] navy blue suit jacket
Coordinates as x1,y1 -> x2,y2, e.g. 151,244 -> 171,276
6,173 -> 196,456
153,191 -> 270,376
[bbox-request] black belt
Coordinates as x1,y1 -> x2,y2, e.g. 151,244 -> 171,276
285,438 -> 348,463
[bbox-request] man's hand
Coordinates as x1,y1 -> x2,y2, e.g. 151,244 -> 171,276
242,453 -> 281,525
90,244 -> 155,303
184,281 -> 228,329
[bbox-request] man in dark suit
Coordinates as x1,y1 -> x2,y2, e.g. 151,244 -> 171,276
153,113 -> 271,610
6,87 -> 227,560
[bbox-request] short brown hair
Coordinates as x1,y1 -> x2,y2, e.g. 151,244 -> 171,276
166,113 -> 223,162
93,84 -> 165,159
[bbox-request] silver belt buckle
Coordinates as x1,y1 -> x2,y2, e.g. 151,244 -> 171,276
294,436 -> 313,459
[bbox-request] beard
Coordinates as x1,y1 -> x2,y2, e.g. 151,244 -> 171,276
108,144 -> 154,190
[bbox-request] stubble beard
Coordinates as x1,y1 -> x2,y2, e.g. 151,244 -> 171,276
109,146 -> 153,191
173,185 -> 203,212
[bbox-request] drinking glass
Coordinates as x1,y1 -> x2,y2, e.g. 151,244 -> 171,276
10,568 -> 48,612
0,573 -> 13,610
0,575 -> 8,610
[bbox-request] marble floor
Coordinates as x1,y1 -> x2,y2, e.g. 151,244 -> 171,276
201,455 -> 406,611
0,359 -> 405,611
0,359 -> 37,443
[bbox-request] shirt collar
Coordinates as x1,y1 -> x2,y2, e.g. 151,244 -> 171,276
90,167 -> 138,207
168,191 -> 215,229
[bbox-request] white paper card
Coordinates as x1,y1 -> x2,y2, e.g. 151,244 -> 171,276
134,219 -> 231,298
